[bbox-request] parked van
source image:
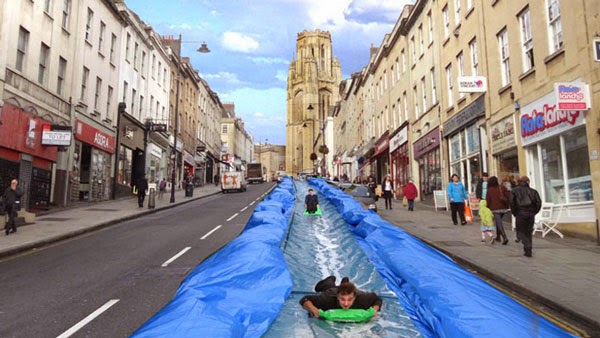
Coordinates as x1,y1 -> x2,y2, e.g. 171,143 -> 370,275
221,171 -> 247,193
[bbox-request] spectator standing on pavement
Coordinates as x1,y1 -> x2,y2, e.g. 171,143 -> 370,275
158,178 -> 167,200
402,179 -> 418,211
486,176 -> 511,245
447,174 -> 469,225
509,176 -> 542,257
478,200 -> 495,244
382,176 -> 394,210
136,177 -> 149,208
475,172 -> 489,201
366,176 -> 377,196
502,175 -> 515,192
3,179 -> 22,235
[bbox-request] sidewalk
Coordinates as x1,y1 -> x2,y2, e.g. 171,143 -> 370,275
0,185 -> 221,259
378,199 -> 600,337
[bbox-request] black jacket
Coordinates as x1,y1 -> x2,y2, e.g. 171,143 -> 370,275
475,179 -> 484,199
509,182 -> 542,216
3,187 -> 22,211
305,194 -> 319,212
299,287 -> 383,311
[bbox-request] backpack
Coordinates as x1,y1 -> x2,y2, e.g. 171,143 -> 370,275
159,180 -> 167,190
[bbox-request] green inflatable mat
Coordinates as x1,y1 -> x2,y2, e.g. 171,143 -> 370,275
303,207 -> 322,216
318,308 -> 376,322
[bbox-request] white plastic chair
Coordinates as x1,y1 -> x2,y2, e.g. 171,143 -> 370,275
534,202 -> 564,238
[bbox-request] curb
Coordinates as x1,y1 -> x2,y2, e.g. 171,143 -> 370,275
0,190 -> 221,260
410,233 -> 600,337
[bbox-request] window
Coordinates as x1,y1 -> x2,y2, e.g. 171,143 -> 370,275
410,36 -> 416,63
431,67 -> 437,104
107,86 -> 113,116
421,77 -> 427,112
131,88 -> 136,114
139,95 -> 144,118
110,33 -> 117,63
98,21 -> 106,53
547,0 -> 563,53
401,50 -> 406,73
85,8 -> 93,42
16,26 -> 29,72
125,33 -> 131,61
61,0 -> 71,30
446,64 -> 454,106
427,11 -> 433,45
519,7 -> 534,72
150,96 -> 154,116
44,0 -> 51,13
443,5 -> 450,39
457,52 -> 465,98
158,61 -> 162,83
395,58 -> 400,80
57,57 -> 66,95
467,0 -> 473,10
141,50 -> 146,75
454,0 -> 461,25
469,38 -> 479,75
222,125 -> 228,134
413,86 -> 420,119
123,81 -> 128,102
38,43 -> 50,84
80,67 -> 89,101
402,92 -> 408,122
418,25 -> 424,55
134,42 -> 139,69
498,29 -> 511,86
163,69 -> 167,87
94,77 -> 102,110
151,54 -> 156,78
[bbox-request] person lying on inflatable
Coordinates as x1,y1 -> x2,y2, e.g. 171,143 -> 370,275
299,276 -> 382,322
304,188 -> 320,215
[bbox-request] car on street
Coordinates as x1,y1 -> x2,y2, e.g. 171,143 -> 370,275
338,183 -> 378,213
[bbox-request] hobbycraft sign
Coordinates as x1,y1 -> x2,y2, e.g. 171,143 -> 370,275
554,82 -> 590,111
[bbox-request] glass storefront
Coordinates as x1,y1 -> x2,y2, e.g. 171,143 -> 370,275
117,145 -> 133,186
495,148 -> 519,183
528,126 -> 593,204
419,148 -> 442,196
448,123 -> 481,192
392,143 -> 409,188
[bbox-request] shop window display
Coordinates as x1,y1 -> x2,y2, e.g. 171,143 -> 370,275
118,146 -> 133,186
540,137 -> 564,203
564,128 -> 592,202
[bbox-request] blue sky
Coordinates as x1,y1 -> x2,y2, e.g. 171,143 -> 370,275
125,0 -> 414,145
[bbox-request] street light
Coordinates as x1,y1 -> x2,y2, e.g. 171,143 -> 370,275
170,39 -> 210,203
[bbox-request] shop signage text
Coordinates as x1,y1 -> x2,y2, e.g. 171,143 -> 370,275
75,119 -> 115,153
520,92 -> 586,146
490,116 -> 515,154
457,76 -> 487,93
443,96 -> 485,136
413,127 -> 440,159
390,126 -> 408,153
42,124 -> 72,146
554,82 -> 590,111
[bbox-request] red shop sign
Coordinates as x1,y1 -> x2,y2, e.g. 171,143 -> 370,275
74,119 -> 115,153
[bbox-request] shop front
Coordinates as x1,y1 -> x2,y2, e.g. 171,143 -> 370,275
443,96 -> 486,193
390,124 -> 409,196
372,131 -> 390,184
520,90 -> 595,225
148,132 -> 170,184
73,118 -> 115,201
0,104 -> 58,210
490,115 -> 519,183
414,126 -> 442,201
115,113 -> 145,198
183,150 -> 195,183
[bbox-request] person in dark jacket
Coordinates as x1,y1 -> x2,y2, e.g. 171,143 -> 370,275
136,177 -> 149,208
403,179 -> 418,211
4,179 -> 22,235
509,176 -> 542,257
486,176 -> 510,244
300,276 -> 382,318
304,188 -> 319,213
475,172 -> 489,201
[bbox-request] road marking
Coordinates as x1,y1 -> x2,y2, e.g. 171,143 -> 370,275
249,201 -> 256,206
240,206 -> 248,212
226,213 -> 239,222
201,225 -> 222,240
56,299 -> 119,338
161,247 -> 191,267
256,197 -> 261,201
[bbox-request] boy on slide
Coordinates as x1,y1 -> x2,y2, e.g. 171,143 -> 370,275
300,276 -> 382,321
304,188 -> 320,214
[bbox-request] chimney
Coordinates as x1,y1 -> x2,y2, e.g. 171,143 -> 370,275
370,43 -> 378,57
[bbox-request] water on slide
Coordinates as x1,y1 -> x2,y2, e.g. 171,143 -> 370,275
263,181 -> 422,338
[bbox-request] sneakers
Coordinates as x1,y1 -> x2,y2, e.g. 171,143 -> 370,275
461,221 -> 467,225
315,276 -> 336,292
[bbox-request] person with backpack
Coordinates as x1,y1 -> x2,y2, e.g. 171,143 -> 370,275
158,178 -> 167,200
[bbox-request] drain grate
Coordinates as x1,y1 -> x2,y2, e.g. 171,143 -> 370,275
435,240 -> 471,247
37,217 -> 72,222
85,208 -> 120,212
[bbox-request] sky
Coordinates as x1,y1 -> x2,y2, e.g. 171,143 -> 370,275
125,0 -> 415,145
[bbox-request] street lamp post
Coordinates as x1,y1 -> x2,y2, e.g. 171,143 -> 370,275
169,38 -> 210,203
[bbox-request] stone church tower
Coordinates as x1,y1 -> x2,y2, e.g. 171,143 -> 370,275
286,30 -> 341,175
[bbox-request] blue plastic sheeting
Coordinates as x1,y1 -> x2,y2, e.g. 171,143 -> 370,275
308,178 -> 575,338
131,179 -> 295,338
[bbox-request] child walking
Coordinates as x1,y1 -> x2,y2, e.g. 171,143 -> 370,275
478,200 -> 495,244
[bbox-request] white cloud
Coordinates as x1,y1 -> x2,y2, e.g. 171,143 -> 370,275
221,32 -> 260,53
247,56 -> 289,65
201,71 -> 246,86
275,70 -> 288,82
168,23 -> 193,30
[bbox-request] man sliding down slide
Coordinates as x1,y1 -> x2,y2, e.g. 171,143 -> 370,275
304,188 -> 320,215
300,276 -> 382,322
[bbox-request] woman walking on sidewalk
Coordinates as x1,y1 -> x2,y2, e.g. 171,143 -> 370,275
402,179 -> 418,211
486,176 -> 510,245
447,174 -> 468,225
382,176 -> 394,210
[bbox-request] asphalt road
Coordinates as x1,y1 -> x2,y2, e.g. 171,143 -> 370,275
0,182 -> 275,338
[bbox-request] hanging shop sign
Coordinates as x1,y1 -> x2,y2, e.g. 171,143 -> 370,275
390,126 -> 408,153
443,96 -> 485,136
520,91 -> 586,147
457,76 -> 487,93
490,115 -> 516,154
554,82 -> 591,111
75,119 -> 115,153
41,124 -> 72,146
